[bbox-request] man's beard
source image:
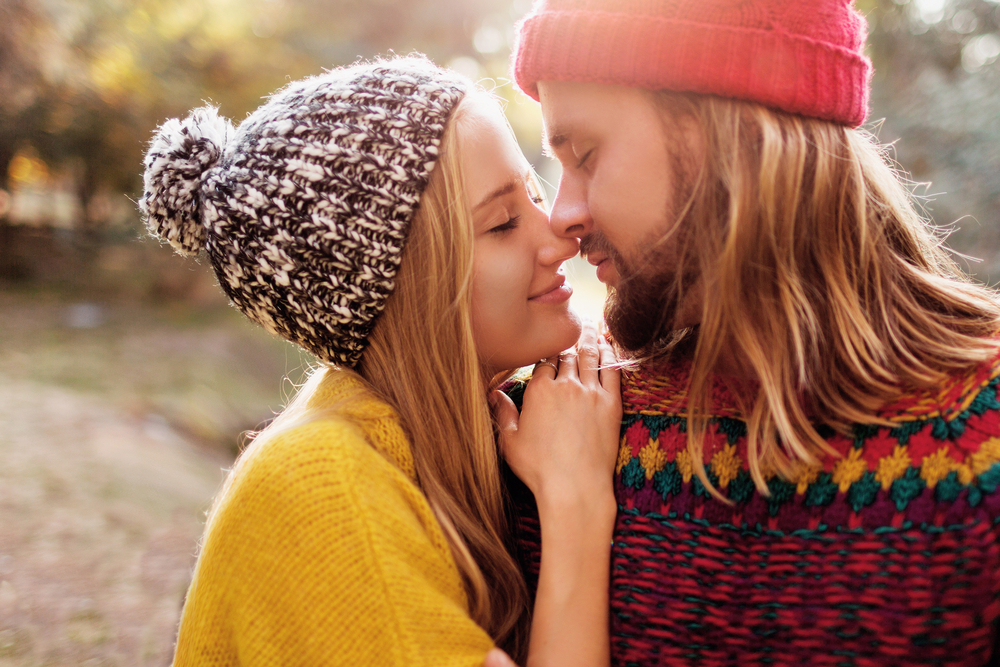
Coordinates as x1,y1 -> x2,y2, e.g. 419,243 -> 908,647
582,232 -> 690,358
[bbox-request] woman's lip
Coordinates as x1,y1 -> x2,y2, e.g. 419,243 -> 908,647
530,283 -> 573,305
529,275 -> 572,303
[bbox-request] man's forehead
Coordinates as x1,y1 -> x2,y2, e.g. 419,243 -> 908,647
539,80 -> 638,150
537,81 -> 580,151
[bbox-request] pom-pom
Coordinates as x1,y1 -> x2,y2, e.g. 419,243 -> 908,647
140,106 -> 233,255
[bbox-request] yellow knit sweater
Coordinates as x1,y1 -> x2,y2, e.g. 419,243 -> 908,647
173,372 -> 494,666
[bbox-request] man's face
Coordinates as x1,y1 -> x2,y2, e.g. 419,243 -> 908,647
538,80 -> 699,350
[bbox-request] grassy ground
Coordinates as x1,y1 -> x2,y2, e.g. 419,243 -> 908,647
0,287 -> 311,666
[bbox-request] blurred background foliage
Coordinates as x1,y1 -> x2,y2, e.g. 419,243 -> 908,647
0,0 -> 535,238
0,0 -> 997,284
0,0 -> 540,293
862,0 -> 1000,278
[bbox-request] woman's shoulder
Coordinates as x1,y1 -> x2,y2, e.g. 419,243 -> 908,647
265,414 -> 380,459
180,410 -> 490,666
207,410 -> 450,571
235,413 -> 413,503
241,373 -> 417,486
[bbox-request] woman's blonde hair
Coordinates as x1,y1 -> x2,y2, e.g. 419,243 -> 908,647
218,92 -> 531,658
648,92 -> 1000,496
357,93 -> 531,656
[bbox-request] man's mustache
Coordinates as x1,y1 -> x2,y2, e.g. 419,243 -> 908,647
579,233 -> 620,262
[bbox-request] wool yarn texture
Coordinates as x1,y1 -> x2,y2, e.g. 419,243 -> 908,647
171,373 -> 496,665
513,0 -> 873,127
141,57 -> 469,366
505,348 -> 1000,664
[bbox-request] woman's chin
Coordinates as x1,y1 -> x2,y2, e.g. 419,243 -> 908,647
532,310 -> 585,363
477,309 -> 584,373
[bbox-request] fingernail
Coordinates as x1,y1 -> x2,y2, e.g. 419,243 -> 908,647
486,648 -> 514,667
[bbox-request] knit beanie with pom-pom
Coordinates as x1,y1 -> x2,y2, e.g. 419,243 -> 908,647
140,56 -> 469,367
513,0 -> 873,127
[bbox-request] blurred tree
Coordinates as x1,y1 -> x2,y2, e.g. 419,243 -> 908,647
0,0 -> 47,188
0,0 -> 317,230
0,0 -> 997,281
0,0 -> 519,232
860,0 -> 1000,279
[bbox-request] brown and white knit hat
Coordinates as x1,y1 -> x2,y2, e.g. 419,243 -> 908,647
140,56 -> 470,366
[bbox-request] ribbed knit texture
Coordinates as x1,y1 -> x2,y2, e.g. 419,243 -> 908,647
173,373 -> 494,666
513,0 -> 873,127
141,58 -> 469,367
507,350 -> 1000,665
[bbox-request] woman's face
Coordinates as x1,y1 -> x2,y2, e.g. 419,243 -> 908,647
456,96 -> 582,374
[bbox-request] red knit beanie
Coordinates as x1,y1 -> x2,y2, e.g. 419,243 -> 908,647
513,0 -> 873,127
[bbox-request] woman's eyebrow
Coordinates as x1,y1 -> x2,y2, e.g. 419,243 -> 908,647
473,169 -> 532,212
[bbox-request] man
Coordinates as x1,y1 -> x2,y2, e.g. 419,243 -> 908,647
501,0 -> 1000,664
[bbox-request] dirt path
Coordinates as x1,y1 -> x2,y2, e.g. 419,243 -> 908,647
0,377 -> 226,666
0,290 -> 310,666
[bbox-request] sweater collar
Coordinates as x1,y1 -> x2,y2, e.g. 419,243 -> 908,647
309,370 -> 418,482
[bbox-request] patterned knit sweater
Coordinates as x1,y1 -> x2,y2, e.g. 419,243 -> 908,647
173,373 -> 493,666
508,351 -> 1000,666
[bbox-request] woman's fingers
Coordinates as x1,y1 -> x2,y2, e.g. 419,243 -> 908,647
483,648 -> 520,667
489,390 -> 520,446
533,357 -> 559,380
576,321 -> 602,387
598,336 -> 621,396
557,347 -> 578,380
503,324 -> 623,500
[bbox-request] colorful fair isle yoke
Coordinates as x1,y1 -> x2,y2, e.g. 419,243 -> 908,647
505,351 -> 1000,667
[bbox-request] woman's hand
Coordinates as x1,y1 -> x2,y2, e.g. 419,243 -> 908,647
490,320 -> 621,667
484,648 -> 519,667
491,320 -> 621,513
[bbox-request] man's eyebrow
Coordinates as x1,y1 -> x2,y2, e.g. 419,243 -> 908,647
542,131 -> 569,158
473,169 -> 532,212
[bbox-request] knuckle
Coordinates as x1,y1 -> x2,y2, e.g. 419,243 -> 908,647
577,344 -> 599,358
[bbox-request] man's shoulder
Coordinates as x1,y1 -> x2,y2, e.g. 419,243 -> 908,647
878,345 -> 1000,424
499,368 -> 533,411
619,344 -> 1000,422
619,354 -> 719,417
614,345 -> 1000,532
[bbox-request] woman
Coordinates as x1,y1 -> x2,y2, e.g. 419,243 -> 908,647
141,56 -> 620,666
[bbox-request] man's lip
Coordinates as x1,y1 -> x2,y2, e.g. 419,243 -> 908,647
584,252 -> 608,268
529,274 -> 567,300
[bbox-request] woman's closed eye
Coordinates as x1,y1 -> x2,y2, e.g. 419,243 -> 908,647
486,181 -> 546,236
489,215 -> 521,236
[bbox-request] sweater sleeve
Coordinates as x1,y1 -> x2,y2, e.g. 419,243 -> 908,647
173,418 -> 495,667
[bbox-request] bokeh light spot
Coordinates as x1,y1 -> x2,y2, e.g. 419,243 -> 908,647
914,0 -> 947,23
963,32 -> 1000,71
447,56 -> 482,82
8,150 -> 50,187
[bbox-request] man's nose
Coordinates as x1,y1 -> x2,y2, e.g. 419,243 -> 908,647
537,225 -> 581,266
525,199 -> 580,266
548,173 -> 592,240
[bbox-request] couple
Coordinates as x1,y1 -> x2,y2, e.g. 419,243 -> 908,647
141,1 -> 1000,665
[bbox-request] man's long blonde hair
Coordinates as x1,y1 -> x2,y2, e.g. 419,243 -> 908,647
649,92 -> 1000,495
225,93 -> 531,657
